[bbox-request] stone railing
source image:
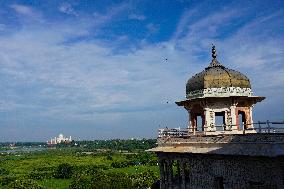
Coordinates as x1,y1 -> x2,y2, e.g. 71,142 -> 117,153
158,120 -> 284,138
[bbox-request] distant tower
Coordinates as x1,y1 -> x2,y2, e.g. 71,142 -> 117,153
176,45 -> 265,134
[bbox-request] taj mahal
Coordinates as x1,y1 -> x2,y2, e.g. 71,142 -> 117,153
47,133 -> 72,145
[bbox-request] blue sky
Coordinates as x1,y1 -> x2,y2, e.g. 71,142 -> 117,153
0,0 -> 283,141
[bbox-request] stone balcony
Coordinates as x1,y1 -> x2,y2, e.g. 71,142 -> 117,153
149,132 -> 284,157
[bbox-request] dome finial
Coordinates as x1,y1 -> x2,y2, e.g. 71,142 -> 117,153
212,44 -> 217,59
207,44 -> 224,68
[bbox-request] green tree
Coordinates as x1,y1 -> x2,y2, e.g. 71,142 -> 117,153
0,167 -> 9,175
107,172 -> 133,189
69,173 -> 91,189
131,170 -> 159,189
90,170 -> 110,189
54,163 -> 73,179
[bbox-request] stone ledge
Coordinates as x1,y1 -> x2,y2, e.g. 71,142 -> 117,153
157,133 -> 284,144
148,133 -> 284,157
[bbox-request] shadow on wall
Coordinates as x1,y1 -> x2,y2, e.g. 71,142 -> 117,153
201,133 -> 284,189
155,133 -> 284,189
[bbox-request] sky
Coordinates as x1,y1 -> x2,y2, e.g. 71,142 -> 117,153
0,0 -> 283,142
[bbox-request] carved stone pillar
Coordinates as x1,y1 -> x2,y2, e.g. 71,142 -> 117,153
204,108 -> 211,132
190,113 -> 197,134
226,110 -> 232,130
249,106 -> 254,128
187,110 -> 193,132
230,105 -> 237,130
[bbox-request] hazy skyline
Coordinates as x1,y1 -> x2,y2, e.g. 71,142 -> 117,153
0,0 -> 283,141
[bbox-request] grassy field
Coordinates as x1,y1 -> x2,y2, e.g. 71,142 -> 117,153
0,147 -> 159,189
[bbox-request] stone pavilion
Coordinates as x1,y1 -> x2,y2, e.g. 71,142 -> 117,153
149,46 -> 284,189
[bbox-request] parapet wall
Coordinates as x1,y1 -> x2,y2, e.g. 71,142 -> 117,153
149,133 -> 284,157
158,133 -> 284,144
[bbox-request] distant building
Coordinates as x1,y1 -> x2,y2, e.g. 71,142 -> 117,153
47,133 -> 72,145
149,46 -> 284,189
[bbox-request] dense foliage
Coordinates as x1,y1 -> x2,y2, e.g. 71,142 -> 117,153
70,170 -> 158,189
0,139 -> 159,189
54,163 -> 73,179
68,139 -> 157,152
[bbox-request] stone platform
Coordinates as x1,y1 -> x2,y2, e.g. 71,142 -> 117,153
149,133 -> 284,157
149,134 -> 284,189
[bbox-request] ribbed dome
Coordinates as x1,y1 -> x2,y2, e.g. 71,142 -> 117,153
186,46 -> 251,96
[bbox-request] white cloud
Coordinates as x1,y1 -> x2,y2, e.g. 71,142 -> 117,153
128,13 -> 146,21
11,4 -> 33,15
146,23 -> 159,34
10,4 -> 41,21
93,2 -> 131,25
0,21 -> 188,123
59,3 -> 77,16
